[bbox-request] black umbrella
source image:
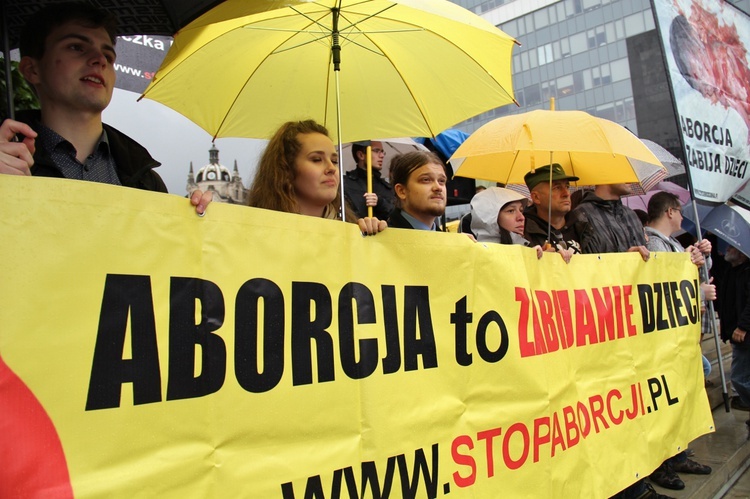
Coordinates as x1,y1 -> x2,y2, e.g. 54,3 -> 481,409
1,0 -> 225,117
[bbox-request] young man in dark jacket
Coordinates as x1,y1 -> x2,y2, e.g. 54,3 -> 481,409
0,2 -> 210,213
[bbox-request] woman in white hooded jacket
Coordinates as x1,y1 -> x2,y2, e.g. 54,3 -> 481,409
470,187 -> 543,258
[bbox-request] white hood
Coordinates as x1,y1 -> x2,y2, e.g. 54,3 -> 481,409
470,187 -> 528,243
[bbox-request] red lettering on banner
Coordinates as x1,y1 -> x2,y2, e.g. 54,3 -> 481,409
451,435 -> 476,487
516,288 -> 535,358
606,389 -> 624,425
533,417 -> 550,463
502,423 -> 529,470
589,394 -> 610,433
575,289 -> 598,346
550,412 -> 566,457
477,428 -> 502,478
563,405 -> 580,446
516,286 -> 637,358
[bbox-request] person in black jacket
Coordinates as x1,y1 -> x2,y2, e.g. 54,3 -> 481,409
344,141 -> 396,219
717,246 -> 750,411
0,2 -> 211,214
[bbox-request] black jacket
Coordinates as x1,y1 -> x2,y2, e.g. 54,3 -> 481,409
523,205 -> 585,253
387,208 -> 418,229
19,110 -> 167,193
344,167 -> 395,220
717,260 -> 750,344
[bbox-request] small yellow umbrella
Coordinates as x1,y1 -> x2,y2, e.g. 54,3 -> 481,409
450,109 -> 667,191
140,0 -> 518,144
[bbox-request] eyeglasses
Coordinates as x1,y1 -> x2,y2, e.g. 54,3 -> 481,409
371,148 -> 386,156
668,207 -> 683,215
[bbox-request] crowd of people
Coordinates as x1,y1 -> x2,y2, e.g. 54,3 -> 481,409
1,3 -> 749,499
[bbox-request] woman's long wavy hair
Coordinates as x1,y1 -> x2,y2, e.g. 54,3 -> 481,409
248,120 -> 355,221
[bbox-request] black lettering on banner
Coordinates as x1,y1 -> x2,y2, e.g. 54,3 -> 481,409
403,286 -> 438,371
86,274 -> 161,410
670,281 -> 688,327
339,283 -> 379,379
361,459 -> 397,498
166,277 -> 226,401
451,296 -> 474,366
397,444 -> 439,499
292,282 -> 335,385
381,285 -> 402,374
654,283 -> 669,331
475,311 -> 509,363
680,280 -> 698,324
637,284 -> 655,333
235,278 -> 285,393
662,281 -> 676,329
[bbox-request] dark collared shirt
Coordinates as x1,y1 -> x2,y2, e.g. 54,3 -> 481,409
36,123 -> 121,185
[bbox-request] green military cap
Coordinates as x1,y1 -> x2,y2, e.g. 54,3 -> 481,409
524,163 -> 579,190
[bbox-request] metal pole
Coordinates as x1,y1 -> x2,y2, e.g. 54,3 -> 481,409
331,7 -> 345,221
2,0 -> 15,119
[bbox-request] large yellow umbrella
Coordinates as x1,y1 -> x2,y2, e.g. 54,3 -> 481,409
450,109 -> 667,191
140,0 -> 518,144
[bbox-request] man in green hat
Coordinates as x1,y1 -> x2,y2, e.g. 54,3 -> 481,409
523,163 -> 585,260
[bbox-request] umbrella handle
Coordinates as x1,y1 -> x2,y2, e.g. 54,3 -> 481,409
367,146 -> 373,218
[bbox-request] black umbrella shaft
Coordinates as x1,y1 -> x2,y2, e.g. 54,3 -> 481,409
2,0 -> 14,119
331,7 -> 341,71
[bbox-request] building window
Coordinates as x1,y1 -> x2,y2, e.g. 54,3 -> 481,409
537,43 -> 554,65
542,81 -> 557,102
558,75 -> 575,96
534,9 -> 549,29
611,58 -> 630,82
570,32 -> 587,55
525,83 -> 541,106
624,12 -> 646,37
582,0 -> 600,11
596,103 -> 615,121
560,38 -> 571,58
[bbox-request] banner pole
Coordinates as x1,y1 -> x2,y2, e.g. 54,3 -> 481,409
649,0 -> 729,412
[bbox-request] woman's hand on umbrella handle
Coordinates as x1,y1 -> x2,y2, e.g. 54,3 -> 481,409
363,192 -> 378,207
358,217 -> 387,236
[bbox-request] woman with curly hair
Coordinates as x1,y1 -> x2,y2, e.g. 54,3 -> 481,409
248,120 -> 386,235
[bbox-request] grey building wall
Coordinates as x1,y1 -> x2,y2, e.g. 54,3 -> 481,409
449,0 -> 750,141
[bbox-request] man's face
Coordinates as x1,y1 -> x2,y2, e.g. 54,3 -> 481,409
357,141 -> 385,171
725,246 -> 748,266
22,21 -> 116,115
369,141 -> 385,170
396,162 -> 447,221
610,183 -> 632,197
531,180 -> 571,218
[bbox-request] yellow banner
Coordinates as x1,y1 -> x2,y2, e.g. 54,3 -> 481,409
0,177 -> 713,498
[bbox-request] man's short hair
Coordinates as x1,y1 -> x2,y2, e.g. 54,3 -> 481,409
20,2 -> 118,59
351,142 -> 367,163
647,191 -> 681,222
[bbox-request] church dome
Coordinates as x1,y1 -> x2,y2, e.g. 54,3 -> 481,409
195,144 -> 231,182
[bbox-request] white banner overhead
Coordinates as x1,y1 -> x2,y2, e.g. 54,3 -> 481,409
652,0 -> 750,203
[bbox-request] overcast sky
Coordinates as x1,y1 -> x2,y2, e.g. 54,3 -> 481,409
102,89 -> 268,196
